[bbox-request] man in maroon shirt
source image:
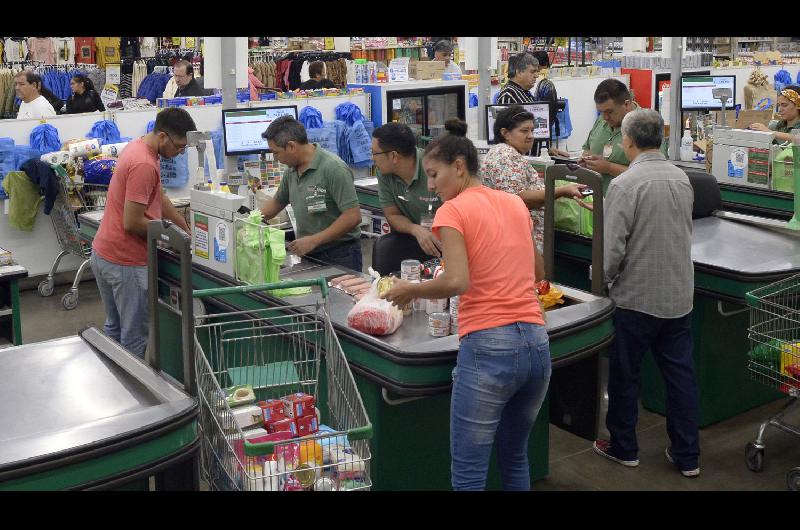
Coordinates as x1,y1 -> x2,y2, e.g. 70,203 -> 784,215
90,107 -> 195,357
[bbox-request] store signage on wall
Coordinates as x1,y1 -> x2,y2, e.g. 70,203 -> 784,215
324,38 -> 335,50
106,63 -> 121,85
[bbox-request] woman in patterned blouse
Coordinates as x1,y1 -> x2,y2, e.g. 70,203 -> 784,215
480,105 -> 587,251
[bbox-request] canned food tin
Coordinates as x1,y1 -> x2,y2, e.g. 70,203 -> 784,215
426,298 -> 447,314
411,280 -> 425,311
429,312 -> 450,337
401,259 -> 421,281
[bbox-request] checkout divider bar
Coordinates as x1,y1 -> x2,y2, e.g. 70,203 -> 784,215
147,220 -> 195,396
543,165 -> 605,296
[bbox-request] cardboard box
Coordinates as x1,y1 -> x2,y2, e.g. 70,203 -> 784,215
410,60 -> 446,80
295,414 -> 319,437
713,109 -> 774,130
267,417 -> 298,436
282,393 -> 316,419
258,399 -> 286,423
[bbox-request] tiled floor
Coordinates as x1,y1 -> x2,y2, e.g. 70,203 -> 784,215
14,268 -> 800,491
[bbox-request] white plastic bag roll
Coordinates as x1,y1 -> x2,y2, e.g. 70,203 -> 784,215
40,151 -> 70,165
101,142 -> 129,158
68,139 -> 101,158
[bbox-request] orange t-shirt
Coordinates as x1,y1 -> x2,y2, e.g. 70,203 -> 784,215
432,186 -> 544,338
92,138 -> 162,266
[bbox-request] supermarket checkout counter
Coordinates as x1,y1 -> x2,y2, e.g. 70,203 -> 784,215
78,208 -> 614,491
549,166 -> 794,427
674,159 -> 794,220
0,328 -> 199,490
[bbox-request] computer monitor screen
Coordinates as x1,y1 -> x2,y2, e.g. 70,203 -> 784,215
222,106 -> 298,155
680,76 -> 736,111
486,103 -> 552,144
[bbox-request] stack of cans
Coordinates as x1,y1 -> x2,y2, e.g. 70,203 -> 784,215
449,296 -> 459,335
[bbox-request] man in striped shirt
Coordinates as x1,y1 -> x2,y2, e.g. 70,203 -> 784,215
496,53 -> 539,105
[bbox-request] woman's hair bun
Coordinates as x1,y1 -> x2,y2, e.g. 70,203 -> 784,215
444,118 -> 468,137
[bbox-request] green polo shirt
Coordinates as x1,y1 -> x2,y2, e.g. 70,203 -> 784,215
582,111 -> 668,192
274,144 -> 361,251
377,148 -> 441,224
771,120 -> 800,143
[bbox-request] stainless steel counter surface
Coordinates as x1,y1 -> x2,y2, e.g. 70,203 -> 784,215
0,329 -> 194,470
692,216 -> 800,275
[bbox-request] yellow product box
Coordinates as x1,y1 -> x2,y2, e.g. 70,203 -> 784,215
779,342 -> 800,375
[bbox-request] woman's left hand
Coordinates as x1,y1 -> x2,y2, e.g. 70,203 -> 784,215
382,278 -> 415,308
575,198 -> 594,211
749,122 -> 769,132
556,183 -> 587,199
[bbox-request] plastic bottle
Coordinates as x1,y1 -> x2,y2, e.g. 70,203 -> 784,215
680,120 -> 694,162
540,148 -> 551,161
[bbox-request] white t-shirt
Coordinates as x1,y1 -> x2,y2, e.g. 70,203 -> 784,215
54,37 -> 76,65
17,96 -> 56,120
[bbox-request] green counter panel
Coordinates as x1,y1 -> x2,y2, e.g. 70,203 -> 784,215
357,190 -> 381,210
720,187 -> 794,215
0,423 -> 197,491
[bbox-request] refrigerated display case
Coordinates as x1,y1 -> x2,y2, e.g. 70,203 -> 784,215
348,80 -> 467,141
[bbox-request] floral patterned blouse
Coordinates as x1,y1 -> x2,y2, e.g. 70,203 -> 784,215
479,142 -> 544,251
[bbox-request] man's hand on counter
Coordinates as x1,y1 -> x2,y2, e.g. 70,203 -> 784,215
413,225 -> 443,258
287,236 -> 319,257
382,278 -> 415,308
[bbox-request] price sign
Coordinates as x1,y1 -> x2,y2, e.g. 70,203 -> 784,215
100,84 -> 119,108
106,63 -> 120,85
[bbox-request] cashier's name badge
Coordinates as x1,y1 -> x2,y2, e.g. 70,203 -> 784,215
306,187 -> 327,214
602,143 -> 613,159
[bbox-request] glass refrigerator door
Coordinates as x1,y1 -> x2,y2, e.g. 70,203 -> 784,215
389,96 -> 425,140
426,92 -> 460,139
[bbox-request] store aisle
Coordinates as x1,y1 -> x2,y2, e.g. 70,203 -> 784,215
14,271 -> 800,492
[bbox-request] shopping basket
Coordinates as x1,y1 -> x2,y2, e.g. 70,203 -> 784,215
745,275 -> 800,490
192,280 -> 373,491
37,165 -> 109,310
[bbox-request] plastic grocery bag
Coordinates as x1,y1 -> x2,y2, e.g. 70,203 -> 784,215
307,124 -> 338,155
204,129 -> 225,177
0,138 -> 15,200
578,194 -> 594,238
553,180 -> 581,234
29,124 -> 61,153
161,151 -> 190,188
83,157 -> 117,185
349,120 -> 373,166
299,106 -> 324,129
86,120 -> 122,146
346,276 -> 404,336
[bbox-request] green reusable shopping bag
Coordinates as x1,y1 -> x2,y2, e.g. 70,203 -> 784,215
235,212 -> 311,297
553,180 -> 580,234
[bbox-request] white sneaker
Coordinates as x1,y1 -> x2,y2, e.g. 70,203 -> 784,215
665,448 -> 700,478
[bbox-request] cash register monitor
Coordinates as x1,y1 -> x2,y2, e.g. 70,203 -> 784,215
222,105 -> 298,155
485,102 -> 552,144
680,75 -> 736,112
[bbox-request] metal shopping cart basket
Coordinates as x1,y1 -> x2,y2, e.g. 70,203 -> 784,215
192,280 -> 373,491
37,166 -> 109,310
745,275 -> 800,490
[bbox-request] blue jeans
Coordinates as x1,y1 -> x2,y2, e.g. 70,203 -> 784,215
308,239 -> 363,272
606,308 -> 700,470
90,251 -> 149,358
451,322 -> 552,491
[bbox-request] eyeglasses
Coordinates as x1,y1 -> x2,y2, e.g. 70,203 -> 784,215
166,134 -> 187,153
371,150 -> 394,157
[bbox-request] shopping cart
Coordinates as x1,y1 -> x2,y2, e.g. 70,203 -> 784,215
192,279 -> 373,491
745,275 -> 800,491
37,166 -> 108,310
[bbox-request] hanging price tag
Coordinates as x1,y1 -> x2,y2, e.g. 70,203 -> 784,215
324,37 -> 334,50
106,63 -> 121,85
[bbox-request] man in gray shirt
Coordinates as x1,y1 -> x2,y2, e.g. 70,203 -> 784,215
592,108 -> 700,478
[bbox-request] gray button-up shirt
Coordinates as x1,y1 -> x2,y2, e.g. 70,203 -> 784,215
604,150 -> 694,318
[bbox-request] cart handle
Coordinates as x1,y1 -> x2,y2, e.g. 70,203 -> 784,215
192,278 -> 329,299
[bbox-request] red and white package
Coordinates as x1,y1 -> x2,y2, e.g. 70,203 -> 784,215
282,393 -> 316,418
267,417 -> 298,436
346,278 -> 403,336
258,399 -> 286,423
295,414 -> 319,436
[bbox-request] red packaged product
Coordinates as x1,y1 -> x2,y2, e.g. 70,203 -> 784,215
259,399 -> 286,423
295,414 -> 319,436
282,393 -> 316,418
266,417 -> 297,436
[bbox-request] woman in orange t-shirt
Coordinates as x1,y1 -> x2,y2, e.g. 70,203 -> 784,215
383,119 -> 552,491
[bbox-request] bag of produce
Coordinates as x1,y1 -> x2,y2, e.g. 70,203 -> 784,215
346,276 -> 403,336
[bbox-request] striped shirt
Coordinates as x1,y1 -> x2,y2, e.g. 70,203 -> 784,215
604,151 -> 694,319
496,80 -> 535,105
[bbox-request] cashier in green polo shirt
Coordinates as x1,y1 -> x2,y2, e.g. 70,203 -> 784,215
552,79 -> 640,192
259,116 -> 363,271
370,123 -> 442,275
